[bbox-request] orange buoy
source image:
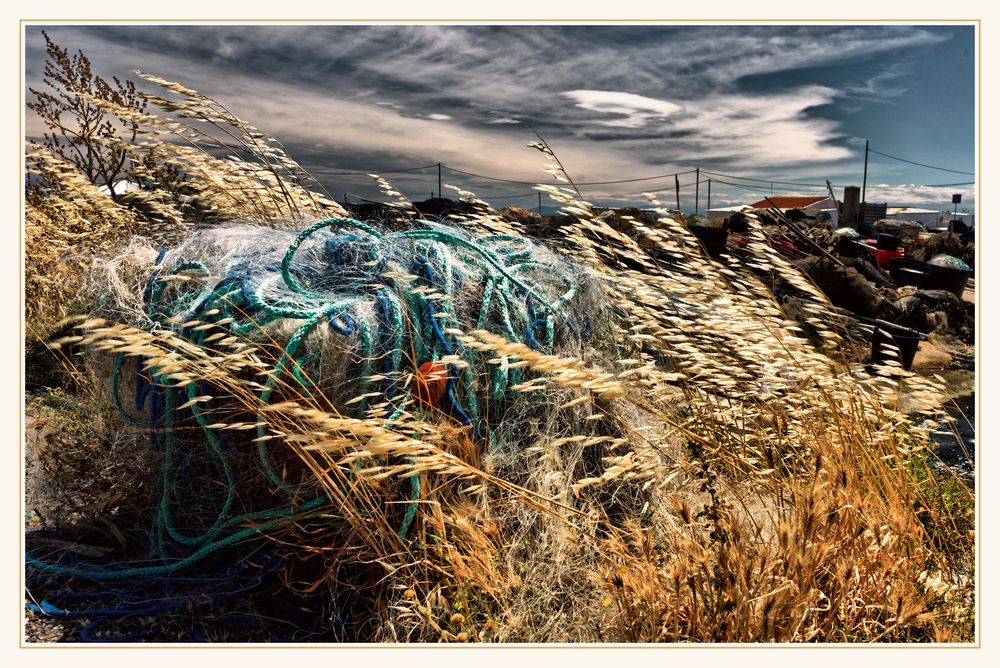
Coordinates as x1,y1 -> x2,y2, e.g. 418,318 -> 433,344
412,361 -> 448,409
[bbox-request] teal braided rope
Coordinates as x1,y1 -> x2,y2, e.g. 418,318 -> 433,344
397,461 -> 421,540
154,368 -> 238,548
37,218 -> 591,585
28,496 -> 330,581
281,217 -> 384,296
255,300 -> 360,491
400,229 -> 555,311
355,315 -> 375,414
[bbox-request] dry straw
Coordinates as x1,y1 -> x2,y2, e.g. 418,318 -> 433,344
25,69 -> 973,643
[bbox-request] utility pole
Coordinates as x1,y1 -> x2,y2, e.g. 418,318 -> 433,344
437,163 -> 442,200
538,191 -> 542,216
951,193 -> 961,233
862,140 -> 869,207
675,174 -> 681,212
695,168 -> 700,213
707,179 -> 711,212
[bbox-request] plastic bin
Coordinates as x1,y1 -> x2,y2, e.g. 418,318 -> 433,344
876,233 -> 901,251
889,257 -> 929,287
871,323 -> 921,370
925,263 -> 971,297
688,225 -> 729,257
859,242 -> 903,269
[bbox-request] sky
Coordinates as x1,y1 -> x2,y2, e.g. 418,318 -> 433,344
23,24 -> 977,213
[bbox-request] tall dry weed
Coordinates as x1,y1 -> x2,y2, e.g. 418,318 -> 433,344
26,68 -> 973,643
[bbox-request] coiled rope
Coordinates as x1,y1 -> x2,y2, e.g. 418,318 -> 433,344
27,217 -> 590,638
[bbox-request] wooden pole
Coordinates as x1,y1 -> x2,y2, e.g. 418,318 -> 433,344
861,140 -> 869,206
695,168 -> 700,213
675,174 -> 681,212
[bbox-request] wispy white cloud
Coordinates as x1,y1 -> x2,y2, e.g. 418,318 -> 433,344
670,87 -> 850,166
563,90 -> 682,128
843,62 -> 909,100
23,25 -> 971,208
864,183 -> 975,209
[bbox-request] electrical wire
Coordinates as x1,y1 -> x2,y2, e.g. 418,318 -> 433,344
867,148 -> 975,176
441,164 -> 698,186
304,162 -> 971,203
302,163 -> 439,176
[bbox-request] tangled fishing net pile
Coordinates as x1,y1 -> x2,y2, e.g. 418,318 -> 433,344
27,214 -> 624,641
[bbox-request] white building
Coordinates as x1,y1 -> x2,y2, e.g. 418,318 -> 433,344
750,195 -> 839,225
707,205 -> 751,222
886,207 -> 975,229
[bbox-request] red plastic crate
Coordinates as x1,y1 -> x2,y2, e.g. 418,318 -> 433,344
859,241 -> 903,269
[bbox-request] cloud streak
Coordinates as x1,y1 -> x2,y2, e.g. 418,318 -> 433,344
23,24 -> 973,209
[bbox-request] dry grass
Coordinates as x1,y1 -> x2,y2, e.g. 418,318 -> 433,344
25,72 -> 974,643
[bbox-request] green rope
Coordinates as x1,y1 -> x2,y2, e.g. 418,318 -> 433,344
47,216 -> 589,582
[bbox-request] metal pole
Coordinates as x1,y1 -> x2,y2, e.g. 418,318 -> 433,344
437,163 -> 442,199
675,174 -> 681,212
862,140 -> 869,206
707,179 -> 711,212
695,168 -> 700,213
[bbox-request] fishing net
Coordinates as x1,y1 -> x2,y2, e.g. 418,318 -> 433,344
927,253 -> 972,271
26,216 -> 619,641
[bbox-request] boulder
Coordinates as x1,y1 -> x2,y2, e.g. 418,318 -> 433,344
910,340 -> 953,370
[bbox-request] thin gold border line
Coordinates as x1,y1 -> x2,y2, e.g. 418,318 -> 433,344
18,19 -> 982,649
974,16 -> 981,650
20,18 -> 27,650
17,18 -> 983,23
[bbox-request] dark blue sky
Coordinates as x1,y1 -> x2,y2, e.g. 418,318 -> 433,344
24,24 -> 976,212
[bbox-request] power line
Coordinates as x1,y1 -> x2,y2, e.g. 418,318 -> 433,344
700,170 -> 835,189
441,164 -> 698,186
437,165 -> 554,186
568,168 -> 699,186
342,190 -> 541,204
703,177 -> 772,195
867,148 -> 974,176
305,163 -> 439,176
308,161 -> 972,201
472,192 -> 539,200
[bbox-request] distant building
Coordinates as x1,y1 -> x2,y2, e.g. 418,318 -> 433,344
750,195 -> 832,210
707,205 -> 751,222
886,207 -> 975,228
749,195 -> 839,225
